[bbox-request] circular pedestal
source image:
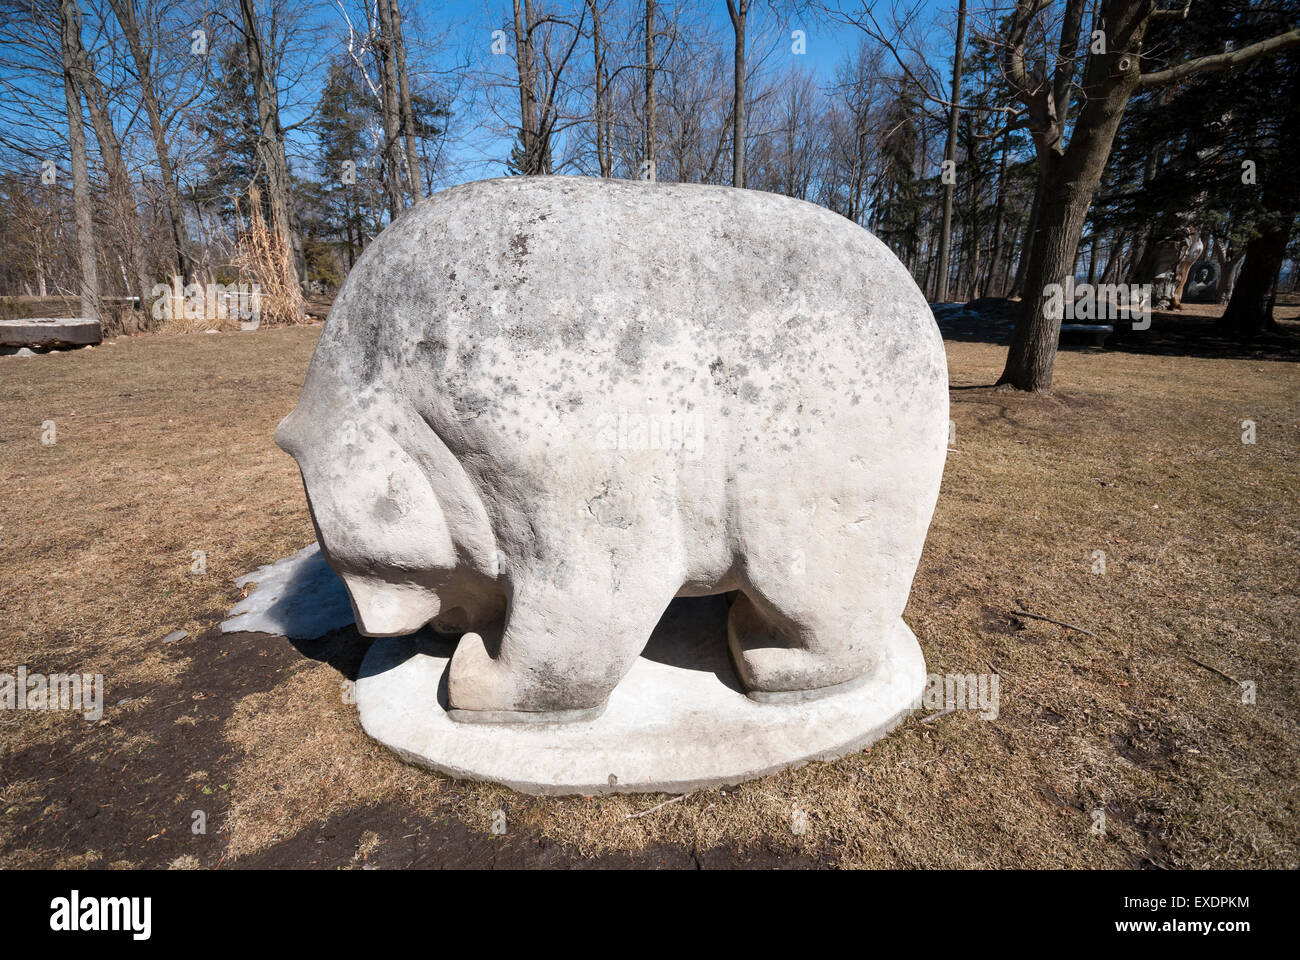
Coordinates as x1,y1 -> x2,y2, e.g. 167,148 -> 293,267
356,595 -> 925,795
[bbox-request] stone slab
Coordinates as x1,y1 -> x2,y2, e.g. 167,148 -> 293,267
0,317 -> 101,347
356,594 -> 925,796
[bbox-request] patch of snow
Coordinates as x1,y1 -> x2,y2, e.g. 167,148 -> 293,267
220,542 -> 356,640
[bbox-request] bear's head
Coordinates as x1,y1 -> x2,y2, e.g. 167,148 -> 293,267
275,387 -> 461,637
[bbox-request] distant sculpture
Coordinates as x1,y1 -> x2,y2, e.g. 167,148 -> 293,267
1143,223 -> 1204,310
1183,259 -> 1221,303
276,176 -> 948,727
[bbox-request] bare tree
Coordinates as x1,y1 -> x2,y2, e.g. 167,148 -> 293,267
57,0 -> 98,320
725,0 -> 749,187
508,0 -> 586,175
373,0 -> 406,215
106,0 -> 196,284
587,0 -> 611,175
61,0 -> 153,314
237,0 -> 305,291
388,0 -> 423,201
644,0 -> 655,176
933,0 -> 965,302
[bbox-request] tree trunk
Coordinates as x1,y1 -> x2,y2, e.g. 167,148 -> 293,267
1218,218 -> 1294,338
1099,231 -> 1125,283
1168,227 -> 1204,309
512,0 -> 543,174
1000,221 -> 1019,293
588,0 -> 610,176
935,0 -> 966,302
1008,169 -> 1042,299
1220,250 -> 1246,303
374,0 -> 406,216
984,132 -> 1008,296
726,0 -> 747,188
57,0 -> 98,322
388,0 -> 424,202
644,0 -> 655,178
998,156 -> 1094,391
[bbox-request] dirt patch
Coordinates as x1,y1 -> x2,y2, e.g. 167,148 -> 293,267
0,624 -> 294,869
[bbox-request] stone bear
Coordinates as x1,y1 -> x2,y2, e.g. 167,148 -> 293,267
275,176 -> 948,722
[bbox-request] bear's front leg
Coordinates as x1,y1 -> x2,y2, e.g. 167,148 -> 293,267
446,558 -> 679,723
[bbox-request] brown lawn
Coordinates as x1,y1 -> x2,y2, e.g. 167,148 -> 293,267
0,314 -> 1296,869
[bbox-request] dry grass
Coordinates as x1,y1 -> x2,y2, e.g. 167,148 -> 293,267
0,321 -> 1296,869
227,187 -> 305,329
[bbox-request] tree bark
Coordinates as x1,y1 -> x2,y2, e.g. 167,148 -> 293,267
588,0 -> 610,176
388,0 -> 424,202
1219,249 -> 1246,303
374,0 -> 406,216
512,0 -> 544,174
1001,158 -> 1089,391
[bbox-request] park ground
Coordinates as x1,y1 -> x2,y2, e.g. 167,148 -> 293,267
0,301 -> 1297,868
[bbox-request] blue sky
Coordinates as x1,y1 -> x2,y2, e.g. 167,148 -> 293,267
0,0 -> 960,187
371,0 -> 960,183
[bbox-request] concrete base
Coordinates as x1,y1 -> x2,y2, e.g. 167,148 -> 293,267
356,595 -> 925,796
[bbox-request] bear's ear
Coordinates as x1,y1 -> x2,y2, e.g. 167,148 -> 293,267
276,370 -> 353,462
274,409 -> 306,459
292,410 -> 459,579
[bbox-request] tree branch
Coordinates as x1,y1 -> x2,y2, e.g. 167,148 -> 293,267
1139,28 -> 1300,87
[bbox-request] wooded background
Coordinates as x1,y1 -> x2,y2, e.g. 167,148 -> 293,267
1,0 -> 1297,390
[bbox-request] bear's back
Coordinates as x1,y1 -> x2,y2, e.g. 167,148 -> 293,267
314,176 -> 940,394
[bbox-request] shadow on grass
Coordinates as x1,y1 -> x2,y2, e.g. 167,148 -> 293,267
933,297 -> 1300,362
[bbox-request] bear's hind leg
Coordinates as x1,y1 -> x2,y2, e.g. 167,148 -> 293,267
727,577 -> 889,703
